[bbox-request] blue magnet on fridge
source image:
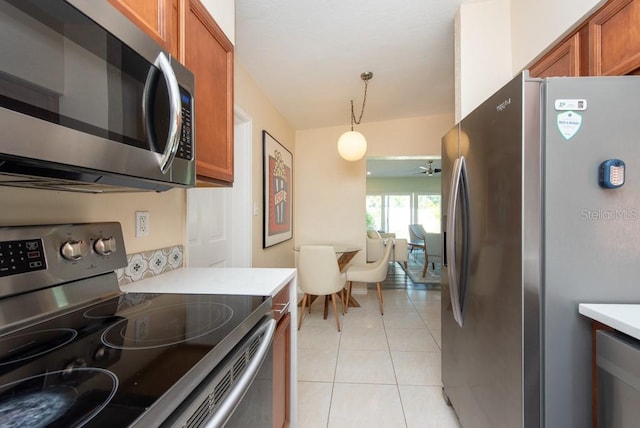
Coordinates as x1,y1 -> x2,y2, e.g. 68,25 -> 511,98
599,159 -> 625,189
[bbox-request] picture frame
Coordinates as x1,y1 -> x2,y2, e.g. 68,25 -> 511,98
263,130 -> 293,248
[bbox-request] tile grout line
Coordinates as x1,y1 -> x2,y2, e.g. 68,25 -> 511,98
325,314 -> 345,428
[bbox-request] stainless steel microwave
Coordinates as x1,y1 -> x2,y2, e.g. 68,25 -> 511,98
0,0 -> 195,192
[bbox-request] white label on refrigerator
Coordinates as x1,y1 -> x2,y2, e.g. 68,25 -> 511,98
557,111 -> 582,140
555,99 -> 587,111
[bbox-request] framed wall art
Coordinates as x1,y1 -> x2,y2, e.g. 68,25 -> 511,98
263,130 -> 293,248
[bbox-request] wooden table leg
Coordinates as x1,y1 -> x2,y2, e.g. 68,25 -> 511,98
345,290 -> 360,308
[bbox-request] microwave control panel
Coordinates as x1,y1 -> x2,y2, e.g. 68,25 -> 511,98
177,88 -> 194,161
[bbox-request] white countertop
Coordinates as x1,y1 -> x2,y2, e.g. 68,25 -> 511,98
120,267 -> 297,297
579,304 -> 640,340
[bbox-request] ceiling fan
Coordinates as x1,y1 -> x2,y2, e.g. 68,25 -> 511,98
418,160 -> 442,176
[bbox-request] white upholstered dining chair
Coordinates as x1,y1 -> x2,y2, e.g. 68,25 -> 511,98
345,241 -> 393,315
297,245 -> 347,331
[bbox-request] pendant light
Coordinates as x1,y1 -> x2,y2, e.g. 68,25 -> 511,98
337,72 -> 373,161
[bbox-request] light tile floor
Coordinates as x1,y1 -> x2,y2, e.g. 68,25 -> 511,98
297,286 -> 461,428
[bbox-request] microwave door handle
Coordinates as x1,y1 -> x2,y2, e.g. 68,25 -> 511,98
142,53 -> 182,174
446,157 -> 464,326
204,318 -> 276,428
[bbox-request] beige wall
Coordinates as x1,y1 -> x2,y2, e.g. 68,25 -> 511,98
511,0 -> 604,72
456,0 -> 606,120
367,176 -> 441,194
0,187 -> 185,254
456,0 -> 512,120
201,0 -> 235,44
295,114 -> 453,263
234,62 -> 296,268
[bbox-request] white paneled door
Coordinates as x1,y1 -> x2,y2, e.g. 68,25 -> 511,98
186,108 -> 252,267
187,188 -> 231,267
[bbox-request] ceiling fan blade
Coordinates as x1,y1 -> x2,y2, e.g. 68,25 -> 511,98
419,166 -> 427,170
434,168 -> 442,173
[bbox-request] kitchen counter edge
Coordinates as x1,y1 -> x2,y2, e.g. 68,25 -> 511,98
120,267 -> 297,297
579,303 -> 640,340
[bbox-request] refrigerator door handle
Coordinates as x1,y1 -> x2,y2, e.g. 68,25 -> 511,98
446,157 -> 464,326
458,157 -> 472,320
446,155 -> 471,327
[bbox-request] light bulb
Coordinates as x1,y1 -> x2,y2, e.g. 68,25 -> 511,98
337,131 -> 367,161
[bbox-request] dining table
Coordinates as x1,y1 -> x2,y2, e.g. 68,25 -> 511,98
294,244 -> 362,317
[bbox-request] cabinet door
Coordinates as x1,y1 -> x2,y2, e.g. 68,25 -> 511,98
589,0 -> 640,75
273,312 -> 291,428
530,32 -> 581,78
182,0 -> 235,185
108,0 -> 178,56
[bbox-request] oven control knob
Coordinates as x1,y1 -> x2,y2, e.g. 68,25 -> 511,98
60,240 -> 88,261
94,236 -> 117,256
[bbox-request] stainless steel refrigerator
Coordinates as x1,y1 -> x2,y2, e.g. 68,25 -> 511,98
441,72 -> 640,428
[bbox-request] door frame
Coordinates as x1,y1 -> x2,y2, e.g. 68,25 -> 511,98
231,106 -> 252,267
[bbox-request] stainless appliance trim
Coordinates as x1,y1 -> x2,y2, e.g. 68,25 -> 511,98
446,155 -> 471,326
143,53 -> 182,174
522,75 -> 542,428
446,156 -> 463,326
0,222 -> 127,301
596,330 -> 640,426
206,318 -> 276,428
0,0 -> 196,192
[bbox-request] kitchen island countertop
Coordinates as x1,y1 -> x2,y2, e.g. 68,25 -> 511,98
579,304 -> 640,340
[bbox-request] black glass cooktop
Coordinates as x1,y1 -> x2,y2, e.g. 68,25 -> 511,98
0,292 -> 269,427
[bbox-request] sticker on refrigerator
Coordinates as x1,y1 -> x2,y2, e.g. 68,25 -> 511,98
557,111 -> 582,140
555,99 -> 587,111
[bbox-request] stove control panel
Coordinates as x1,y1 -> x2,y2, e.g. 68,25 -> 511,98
0,222 -> 127,300
0,238 -> 46,277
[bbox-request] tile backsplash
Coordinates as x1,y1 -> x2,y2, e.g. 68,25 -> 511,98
117,245 -> 183,285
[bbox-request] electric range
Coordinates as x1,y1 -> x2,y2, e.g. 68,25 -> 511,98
0,222 -> 273,427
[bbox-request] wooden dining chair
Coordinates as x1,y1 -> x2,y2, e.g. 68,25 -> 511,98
297,245 -> 347,331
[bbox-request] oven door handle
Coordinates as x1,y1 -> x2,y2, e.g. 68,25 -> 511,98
205,318 -> 276,428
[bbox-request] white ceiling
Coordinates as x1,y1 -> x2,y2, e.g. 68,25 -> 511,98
235,0 -> 463,131
235,0 -> 458,177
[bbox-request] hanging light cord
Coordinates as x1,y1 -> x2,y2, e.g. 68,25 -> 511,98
350,72 -> 373,131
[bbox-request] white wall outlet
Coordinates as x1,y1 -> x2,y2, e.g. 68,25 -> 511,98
135,211 -> 150,237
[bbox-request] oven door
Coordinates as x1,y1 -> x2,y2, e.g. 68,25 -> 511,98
161,316 -> 276,428
0,0 -> 195,190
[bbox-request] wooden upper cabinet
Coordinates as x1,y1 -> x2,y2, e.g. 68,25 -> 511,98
530,32 -> 582,78
108,0 -> 178,56
589,0 -> 640,75
181,0 -> 234,185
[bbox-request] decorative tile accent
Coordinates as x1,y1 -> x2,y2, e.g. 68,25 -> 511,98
117,245 -> 183,286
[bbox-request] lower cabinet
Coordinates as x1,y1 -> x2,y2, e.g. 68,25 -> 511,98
272,285 -> 291,428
